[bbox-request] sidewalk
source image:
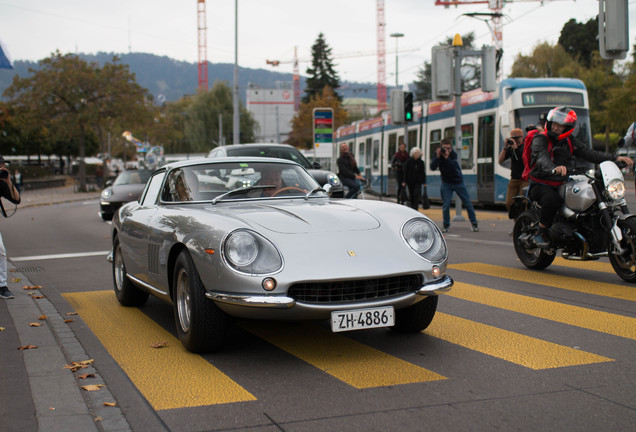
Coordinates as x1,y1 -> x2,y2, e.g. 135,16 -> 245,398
1,185 -> 130,432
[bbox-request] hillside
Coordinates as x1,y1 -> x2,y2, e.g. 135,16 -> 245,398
0,52 -> 379,104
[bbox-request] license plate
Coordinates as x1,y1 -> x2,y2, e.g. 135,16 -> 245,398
331,306 -> 395,333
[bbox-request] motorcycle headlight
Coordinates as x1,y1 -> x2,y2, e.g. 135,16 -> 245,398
223,230 -> 282,275
401,218 -> 447,263
606,179 -> 625,200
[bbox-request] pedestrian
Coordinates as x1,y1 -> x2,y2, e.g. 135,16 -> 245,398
13,168 -> 22,193
402,147 -> 426,211
430,138 -> 479,233
391,142 -> 409,204
0,155 -> 21,299
528,107 -> 633,247
498,128 -> 527,211
337,142 -> 365,199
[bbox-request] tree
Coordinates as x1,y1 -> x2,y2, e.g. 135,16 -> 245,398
3,51 -> 152,190
413,32 -> 480,101
288,86 -> 348,149
509,42 -> 580,78
558,17 -> 598,68
302,33 -> 341,103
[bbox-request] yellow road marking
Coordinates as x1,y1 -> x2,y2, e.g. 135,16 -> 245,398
450,262 -> 636,301
64,291 -> 256,410
446,281 -> 636,340
553,257 -> 615,273
241,322 -> 446,388
427,313 -> 613,370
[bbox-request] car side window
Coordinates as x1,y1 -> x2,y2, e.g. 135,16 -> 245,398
140,172 -> 165,207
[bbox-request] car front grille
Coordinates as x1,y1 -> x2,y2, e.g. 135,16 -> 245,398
288,274 -> 421,304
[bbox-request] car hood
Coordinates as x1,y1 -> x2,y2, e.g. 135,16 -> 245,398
214,200 -> 381,234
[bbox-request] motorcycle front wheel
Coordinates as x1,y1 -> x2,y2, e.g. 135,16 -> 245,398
608,218 -> 636,283
513,210 -> 556,270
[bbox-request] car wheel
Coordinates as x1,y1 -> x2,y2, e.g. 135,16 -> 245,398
112,236 -> 149,306
173,250 -> 230,353
391,295 -> 438,333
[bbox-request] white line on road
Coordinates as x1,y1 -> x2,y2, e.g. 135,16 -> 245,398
11,251 -> 110,262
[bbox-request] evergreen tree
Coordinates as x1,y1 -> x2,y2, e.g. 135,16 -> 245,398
558,17 -> 598,68
302,33 -> 341,103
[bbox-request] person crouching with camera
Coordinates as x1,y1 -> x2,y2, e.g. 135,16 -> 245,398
0,155 -> 20,299
498,128 -> 527,212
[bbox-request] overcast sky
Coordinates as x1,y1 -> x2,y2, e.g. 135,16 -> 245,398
1,0 -> 634,87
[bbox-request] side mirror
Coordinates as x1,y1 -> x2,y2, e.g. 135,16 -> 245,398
322,183 -> 333,196
312,161 -> 322,169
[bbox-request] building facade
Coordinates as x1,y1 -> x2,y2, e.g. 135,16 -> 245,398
246,82 -> 295,143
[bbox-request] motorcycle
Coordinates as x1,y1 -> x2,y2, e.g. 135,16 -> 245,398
510,159 -> 636,282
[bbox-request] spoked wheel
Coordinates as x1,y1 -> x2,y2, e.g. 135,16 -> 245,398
391,296 -> 438,333
173,250 -> 230,353
608,218 -> 636,283
513,210 -> 556,270
112,236 -> 149,306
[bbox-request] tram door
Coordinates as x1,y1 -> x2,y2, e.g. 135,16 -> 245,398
477,114 -> 496,202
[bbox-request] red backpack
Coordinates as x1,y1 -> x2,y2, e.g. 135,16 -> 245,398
521,130 -> 572,182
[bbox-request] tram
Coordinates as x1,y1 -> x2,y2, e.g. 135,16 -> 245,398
334,78 -> 592,204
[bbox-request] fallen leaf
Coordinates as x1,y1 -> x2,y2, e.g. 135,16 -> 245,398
76,359 -> 94,365
65,364 -> 87,372
64,319 -> 75,323
94,417 -> 103,422
31,295 -> 45,299
38,315 -> 47,320
81,384 -> 104,391
66,312 -> 78,316
49,407 -> 56,411
103,402 -> 117,407
29,322 -> 43,327
77,373 -> 95,379
11,278 -> 20,282
0,327 -> 5,331
22,285 -> 42,290
149,341 -> 168,349
18,345 -> 38,350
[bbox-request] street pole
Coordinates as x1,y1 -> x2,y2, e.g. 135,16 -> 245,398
390,33 -> 406,149
233,0 -> 239,144
452,37 -> 465,221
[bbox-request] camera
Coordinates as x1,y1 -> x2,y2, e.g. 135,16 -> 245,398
506,139 -> 514,147
0,170 -> 8,179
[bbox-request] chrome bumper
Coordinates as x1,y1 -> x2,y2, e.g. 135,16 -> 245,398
206,274 -> 453,309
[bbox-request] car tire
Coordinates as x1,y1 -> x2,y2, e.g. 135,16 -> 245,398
391,295 -> 438,333
112,236 -> 149,307
173,250 -> 230,353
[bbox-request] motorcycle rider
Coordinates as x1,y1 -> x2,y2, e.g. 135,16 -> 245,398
528,107 -> 633,247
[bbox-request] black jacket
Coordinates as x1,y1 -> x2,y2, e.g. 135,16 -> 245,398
502,144 -> 525,180
430,150 -> 463,184
336,153 -> 360,180
403,157 -> 426,186
530,132 -> 613,185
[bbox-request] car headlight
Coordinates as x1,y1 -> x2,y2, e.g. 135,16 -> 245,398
402,218 -> 447,263
223,229 -> 282,275
101,188 -> 112,199
606,179 -> 625,200
327,172 -> 340,186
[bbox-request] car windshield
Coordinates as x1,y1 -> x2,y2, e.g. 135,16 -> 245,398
225,146 -> 313,169
160,161 -> 322,203
113,170 -> 152,186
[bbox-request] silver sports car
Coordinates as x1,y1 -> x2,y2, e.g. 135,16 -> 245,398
109,157 -> 453,353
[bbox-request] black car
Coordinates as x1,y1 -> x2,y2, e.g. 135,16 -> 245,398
207,143 -> 344,197
99,169 -> 152,220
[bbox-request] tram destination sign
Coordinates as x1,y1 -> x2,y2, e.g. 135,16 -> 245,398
522,91 -> 584,107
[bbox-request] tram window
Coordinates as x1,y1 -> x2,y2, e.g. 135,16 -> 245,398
408,130 -> 417,151
365,138 -> 373,169
372,139 -> 380,170
388,133 -> 397,164
430,129 -> 442,161
358,141 -> 366,170
444,124 -> 474,170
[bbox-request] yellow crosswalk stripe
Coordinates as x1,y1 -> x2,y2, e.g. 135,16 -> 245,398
552,257 -> 615,273
449,262 -> 636,301
427,313 -> 613,370
240,322 -> 446,388
446,281 -> 636,340
64,291 -> 256,410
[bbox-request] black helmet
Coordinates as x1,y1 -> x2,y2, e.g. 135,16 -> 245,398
546,107 -> 577,141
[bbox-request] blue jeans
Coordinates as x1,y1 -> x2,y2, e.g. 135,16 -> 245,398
440,181 -> 478,228
341,177 -> 361,198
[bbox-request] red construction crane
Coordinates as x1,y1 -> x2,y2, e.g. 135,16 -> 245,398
376,0 -> 387,111
197,0 -> 208,92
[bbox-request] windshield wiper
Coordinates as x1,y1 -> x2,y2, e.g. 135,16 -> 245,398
211,185 -> 274,204
304,187 -> 326,199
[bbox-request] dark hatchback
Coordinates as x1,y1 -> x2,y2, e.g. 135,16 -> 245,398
99,169 -> 153,220
207,143 -> 344,197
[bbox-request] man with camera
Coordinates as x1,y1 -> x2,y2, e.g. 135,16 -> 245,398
498,128 -> 527,211
0,155 -> 20,299
430,138 -> 479,233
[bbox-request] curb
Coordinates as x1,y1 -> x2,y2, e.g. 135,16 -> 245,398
6,264 -> 130,432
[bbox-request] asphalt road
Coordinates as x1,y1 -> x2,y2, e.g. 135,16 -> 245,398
1,196 -> 636,431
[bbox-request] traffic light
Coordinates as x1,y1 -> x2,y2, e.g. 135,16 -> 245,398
403,92 -> 413,122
